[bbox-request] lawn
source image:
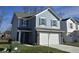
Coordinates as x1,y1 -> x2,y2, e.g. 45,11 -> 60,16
64,42 -> 79,47
0,44 -> 67,53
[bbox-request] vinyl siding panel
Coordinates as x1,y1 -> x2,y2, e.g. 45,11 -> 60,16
11,15 -> 18,40
67,19 -> 76,33
60,21 -> 67,31
36,10 -> 60,29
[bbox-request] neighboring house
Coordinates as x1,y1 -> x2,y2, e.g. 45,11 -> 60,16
60,17 -> 79,42
0,31 -> 11,40
11,8 -> 64,45
4,31 -> 11,40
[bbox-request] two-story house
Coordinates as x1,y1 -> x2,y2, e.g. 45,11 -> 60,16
11,8 -> 64,46
60,17 -> 79,42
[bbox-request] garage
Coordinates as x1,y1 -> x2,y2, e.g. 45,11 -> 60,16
49,33 -> 59,44
39,33 -> 48,45
39,32 -> 60,45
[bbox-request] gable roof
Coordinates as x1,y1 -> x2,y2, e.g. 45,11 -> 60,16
14,12 -> 37,18
48,8 -> 61,20
11,12 -> 36,24
62,17 -> 79,24
12,8 -> 61,24
14,8 -> 61,20
35,8 -> 61,20
62,18 -> 70,21
73,17 -> 79,24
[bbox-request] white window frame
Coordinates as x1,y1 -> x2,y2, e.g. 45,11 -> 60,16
70,23 -> 73,29
22,19 -> 27,27
51,20 -> 57,27
39,17 -> 46,26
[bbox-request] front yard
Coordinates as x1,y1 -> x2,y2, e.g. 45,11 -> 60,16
0,44 -> 67,53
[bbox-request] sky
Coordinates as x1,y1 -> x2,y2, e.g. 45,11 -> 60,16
0,6 -> 79,32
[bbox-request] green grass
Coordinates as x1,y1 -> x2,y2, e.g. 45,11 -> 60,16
18,45 -> 67,53
0,44 -> 9,48
0,44 -> 67,53
64,42 -> 79,47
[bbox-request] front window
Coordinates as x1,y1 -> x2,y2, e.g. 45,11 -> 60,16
39,17 -> 46,25
70,23 -> 73,29
51,20 -> 57,26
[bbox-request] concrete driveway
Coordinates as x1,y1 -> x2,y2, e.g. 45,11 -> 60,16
45,44 -> 79,53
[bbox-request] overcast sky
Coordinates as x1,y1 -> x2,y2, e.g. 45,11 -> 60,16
0,6 -> 79,32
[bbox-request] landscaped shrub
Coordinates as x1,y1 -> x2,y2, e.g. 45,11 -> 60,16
0,48 -> 4,51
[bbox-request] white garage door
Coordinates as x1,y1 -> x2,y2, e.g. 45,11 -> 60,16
39,32 -> 60,45
40,33 -> 48,45
49,33 -> 59,44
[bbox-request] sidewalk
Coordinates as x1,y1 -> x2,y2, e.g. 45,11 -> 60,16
47,44 -> 79,53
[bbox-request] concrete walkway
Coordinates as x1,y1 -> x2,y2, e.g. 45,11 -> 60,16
46,44 -> 79,53
23,44 -> 33,47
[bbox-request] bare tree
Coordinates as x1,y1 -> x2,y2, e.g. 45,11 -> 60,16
22,6 -> 55,16
22,6 -> 47,14
0,10 -> 8,32
58,12 -> 64,19
22,6 -> 32,15
0,16 -> 2,28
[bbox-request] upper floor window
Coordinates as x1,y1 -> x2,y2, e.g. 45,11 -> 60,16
51,20 -> 57,26
76,26 -> 78,30
22,19 -> 28,27
70,23 -> 73,29
39,17 -> 46,25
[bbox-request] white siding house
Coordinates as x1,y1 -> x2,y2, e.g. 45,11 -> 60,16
61,17 -> 79,42
66,18 -> 76,33
77,25 -> 79,30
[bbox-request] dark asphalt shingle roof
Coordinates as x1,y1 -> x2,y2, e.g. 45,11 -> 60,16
14,12 -> 37,18
11,8 -> 62,24
14,8 -> 61,20
62,17 -> 79,24
62,18 -> 70,21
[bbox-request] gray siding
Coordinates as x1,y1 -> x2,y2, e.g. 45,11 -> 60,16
30,17 -> 36,44
11,15 -> 18,40
36,10 -> 60,29
60,21 -> 68,42
60,21 -> 67,32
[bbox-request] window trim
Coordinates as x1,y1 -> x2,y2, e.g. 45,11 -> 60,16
18,20 -> 20,27
70,23 -> 73,29
22,19 -> 28,27
39,17 -> 46,26
51,20 -> 57,27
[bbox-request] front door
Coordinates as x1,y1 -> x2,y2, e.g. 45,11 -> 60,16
21,32 -> 29,44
